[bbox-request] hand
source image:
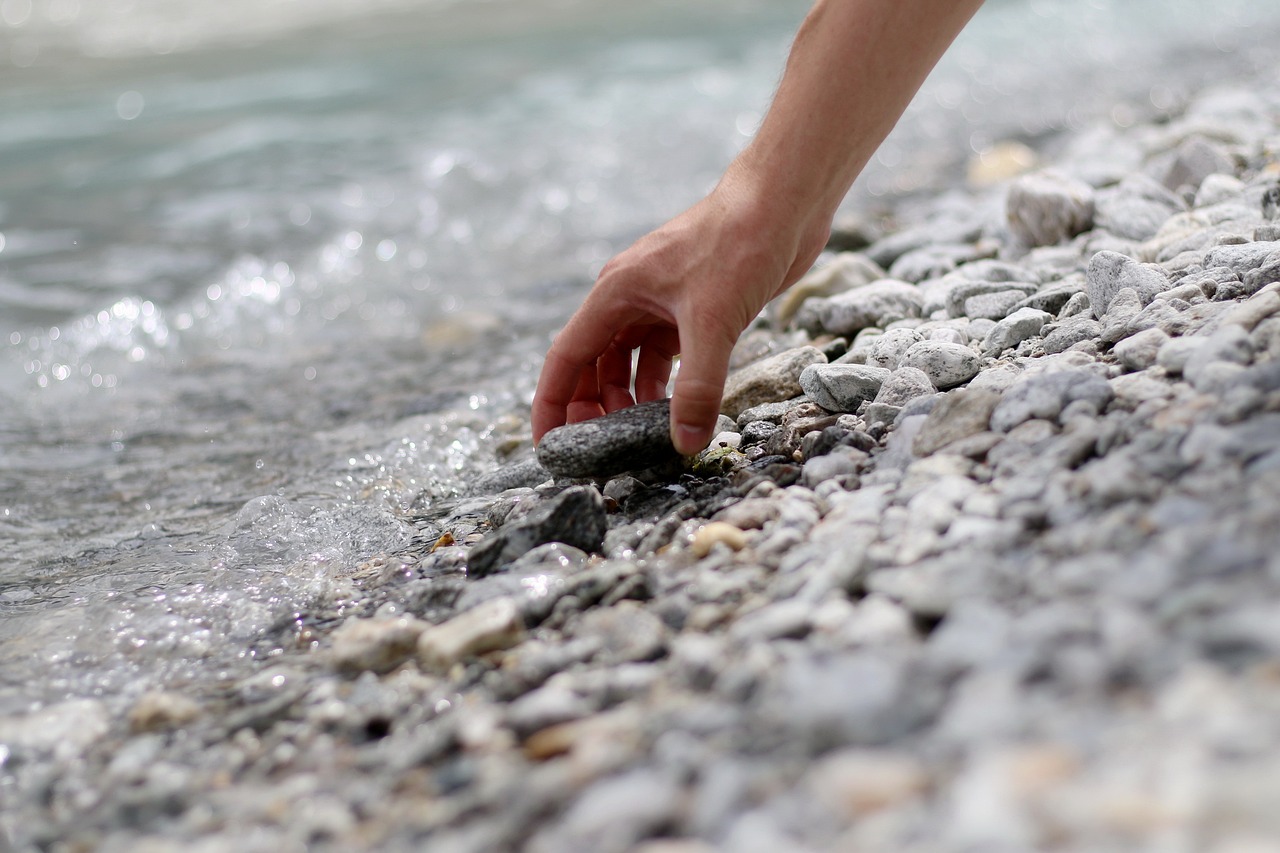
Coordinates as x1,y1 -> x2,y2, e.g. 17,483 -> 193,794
531,165 -> 828,455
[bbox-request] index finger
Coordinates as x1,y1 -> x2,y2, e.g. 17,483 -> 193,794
532,296 -> 632,443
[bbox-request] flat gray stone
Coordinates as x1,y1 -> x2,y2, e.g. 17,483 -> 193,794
537,398 -> 681,478
799,363 -> 891,412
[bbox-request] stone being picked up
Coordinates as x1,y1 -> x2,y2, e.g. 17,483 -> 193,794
536,398 -> 682,478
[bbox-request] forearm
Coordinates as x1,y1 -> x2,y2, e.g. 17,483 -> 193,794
731,0 -> 984,229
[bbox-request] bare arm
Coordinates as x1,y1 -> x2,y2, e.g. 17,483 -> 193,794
532,0 -> 984,455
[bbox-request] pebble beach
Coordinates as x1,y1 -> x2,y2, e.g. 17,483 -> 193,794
6,7 -> 1280,853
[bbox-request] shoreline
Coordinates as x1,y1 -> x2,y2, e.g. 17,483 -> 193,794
7,63 -> 1280,853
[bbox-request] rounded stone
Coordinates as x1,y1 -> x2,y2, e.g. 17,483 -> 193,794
898,341 -> 982,390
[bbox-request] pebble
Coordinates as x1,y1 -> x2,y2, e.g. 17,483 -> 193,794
873,366 -> 937,407
329,614 -> 428,674
1005,169 -> 1096,247
418,597 -> 525,671
898,340 -> 983,389
1113,327 -> 1170,371
536,398 -> 681,478
691,521 -> 749,557
34,74 -> 1280,853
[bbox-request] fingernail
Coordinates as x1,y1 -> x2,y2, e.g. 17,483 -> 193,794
674,423 -> 708,455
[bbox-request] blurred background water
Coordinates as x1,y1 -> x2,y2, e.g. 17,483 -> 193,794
1,0 -> 1278,714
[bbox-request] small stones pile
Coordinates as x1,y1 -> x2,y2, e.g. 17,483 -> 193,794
9,83 -> 1280,853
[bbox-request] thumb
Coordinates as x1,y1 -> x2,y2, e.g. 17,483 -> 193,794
670,321 -> 736,455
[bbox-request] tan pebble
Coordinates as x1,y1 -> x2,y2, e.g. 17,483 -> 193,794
128,691 -> 201,733
430,532 -> 455,551
330,615 -> 427,675
417,597 -> 524,672
810,749 -> 930,816
690,522 -> 748,558
1007,744 -> 1080,794
522,721 -> 578,761
968,140 -> 1038,186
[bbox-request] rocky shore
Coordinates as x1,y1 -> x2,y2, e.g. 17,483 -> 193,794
7,79 -> 1280,853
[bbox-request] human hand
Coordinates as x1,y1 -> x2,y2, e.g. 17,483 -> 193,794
532,167 -> 829,455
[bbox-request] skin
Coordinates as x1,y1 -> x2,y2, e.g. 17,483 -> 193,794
532,0 -> 985,455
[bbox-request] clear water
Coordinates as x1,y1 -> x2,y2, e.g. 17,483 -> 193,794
2,0 -> 1278,714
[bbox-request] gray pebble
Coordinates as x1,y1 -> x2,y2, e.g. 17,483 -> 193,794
898,341 -> 982,389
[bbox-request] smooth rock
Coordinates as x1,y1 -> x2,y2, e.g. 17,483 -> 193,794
898,341 -> 982,389
471,458 -> 552,495
418,597 -> 525,671
691,522 -> 749,557
1162,136 -> 1235,193
468,485 -> 607,576
537,398 -> 680,478
721,347 -> 827,418
1183,325 -> 1253,388
1005,169 -> 1096,247
576,601 -> 667,665
963,289 -> 1027,321
799,363 -> 891,412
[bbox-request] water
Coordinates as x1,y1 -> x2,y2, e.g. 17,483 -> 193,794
2,0 -> 1279,715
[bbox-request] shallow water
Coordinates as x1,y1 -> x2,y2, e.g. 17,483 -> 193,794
2,0 -> 1279,713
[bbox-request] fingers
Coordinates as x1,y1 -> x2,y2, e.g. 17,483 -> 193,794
597,336 -> 636,413
669,318 -> 736,455
634,327 -> 679,403
532,300 -> 624,442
